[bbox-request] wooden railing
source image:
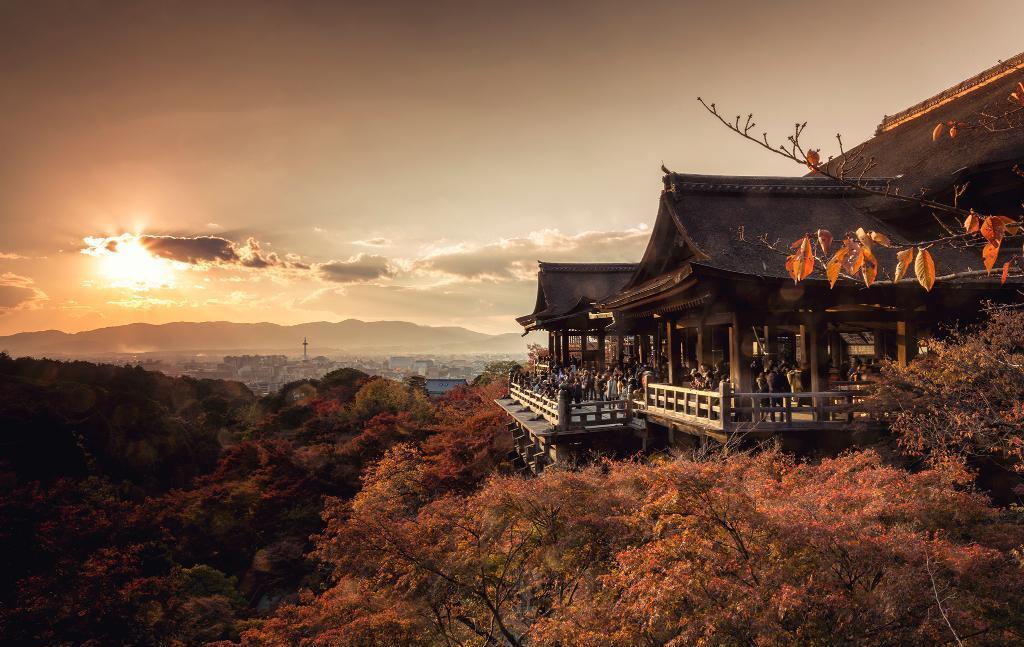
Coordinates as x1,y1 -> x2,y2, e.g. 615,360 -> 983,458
567,399 -> 631,428
509,382 -> 631,432
509,383 -> 560,425
642,381 -> 876,432
644,383 -> 726,430
512,380 -> 877,436
727,388 -> 873,430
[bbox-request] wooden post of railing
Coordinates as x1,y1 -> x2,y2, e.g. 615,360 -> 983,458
557,384 -> 571,433
719,380 -> 732,431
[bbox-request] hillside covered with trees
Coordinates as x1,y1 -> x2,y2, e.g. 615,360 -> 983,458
3,312 -> 1024,646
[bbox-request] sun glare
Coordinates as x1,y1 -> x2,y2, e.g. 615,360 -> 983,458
84,235 -> 179,291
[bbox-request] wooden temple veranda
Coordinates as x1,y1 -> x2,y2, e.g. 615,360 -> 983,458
497,55 -> 1024,473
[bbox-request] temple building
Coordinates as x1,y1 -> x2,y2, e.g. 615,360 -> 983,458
499,53 -> 1024,472
516,262 -> 638,368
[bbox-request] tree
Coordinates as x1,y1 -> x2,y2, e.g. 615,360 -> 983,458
403,374 -> 428,398
348,377 -> 433,423
280,449 -> 1024,647
473,360 -> 522,387
866,307 -> 1024,492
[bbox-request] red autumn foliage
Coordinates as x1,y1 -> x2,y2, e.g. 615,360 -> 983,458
245,448 -> 1024,646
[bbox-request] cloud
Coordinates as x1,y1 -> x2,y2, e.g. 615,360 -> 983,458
82,234 -> 310,271
0,273 -> 48,311
107,295 -> 189,309
314,254 -> 395,283
0,252 -> 27,260
353,237 -> 392,247
411,226 -> 650,281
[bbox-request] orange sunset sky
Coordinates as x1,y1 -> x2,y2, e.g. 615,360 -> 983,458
1,0 -> 1021,336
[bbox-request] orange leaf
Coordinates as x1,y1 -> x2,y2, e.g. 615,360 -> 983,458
860,251 -> 876,286
932,123 -> 944,141
1011,82 -> 1024,107
825,246 -> 849,289
982,241 -> 1000,273
845,241 -> 865,275
816,228 -> 833,255
785,235 -> 813,284
1001,261 -> 1011,285
980,215 -> 1015,245
805,149 -> 820,170
963,212 -> 980,234
798,236 -> 815,281
894,248 -> 914,282
855,227 -> 872,250
785,253 -> 799,283
869,231 -> 893,247
915,247 -> 935,291
949,125 -> 958,138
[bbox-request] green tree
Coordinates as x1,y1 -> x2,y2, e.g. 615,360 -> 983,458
472,360 -> 522,387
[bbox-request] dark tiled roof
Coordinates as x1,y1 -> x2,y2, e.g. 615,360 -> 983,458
821,53 -> 1024,206
664,173 -> 914,281
516,262 -> 639,327
619,173 -> 997,290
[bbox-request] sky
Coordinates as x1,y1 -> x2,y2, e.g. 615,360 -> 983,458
0,0 -> 1021,336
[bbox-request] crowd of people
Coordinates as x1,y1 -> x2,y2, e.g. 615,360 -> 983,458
511,353 -> 884,408
512,362 -> 646,404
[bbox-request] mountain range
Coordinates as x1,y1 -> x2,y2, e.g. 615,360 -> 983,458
0,320 -> 531,358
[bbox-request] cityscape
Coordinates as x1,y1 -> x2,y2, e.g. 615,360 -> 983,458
80,342 -> 518,395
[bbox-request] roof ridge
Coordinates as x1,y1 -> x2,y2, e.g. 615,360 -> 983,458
537,262 -> 639,272
876,52 -> 1024,134
665,173 -> 890,196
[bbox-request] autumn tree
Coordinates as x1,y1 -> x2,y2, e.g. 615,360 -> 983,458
535,450 -> 1024,646
866,307 -> 1024,491
253,449 -> 1024,647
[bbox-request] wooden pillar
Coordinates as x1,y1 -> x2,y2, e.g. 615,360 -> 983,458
828,330 -> 843,377
547,331 -> 555,366
764,325 -> 779,365
653,321 -> 663,370
873,328 -> 885,361
640,333 -> 650,366
560,330 -> 570,366
615,334 -> 624,366
597,331 -> 606,369
805,315 -> 829,393
897,319 -> 917,367
728,313 -> 755,393
667,320 -> 683,386
697,325 -> 715,367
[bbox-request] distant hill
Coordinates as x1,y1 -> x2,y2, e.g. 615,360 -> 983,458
0,319 -> 531,358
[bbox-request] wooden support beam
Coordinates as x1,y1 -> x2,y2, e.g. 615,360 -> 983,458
729,312 -> 755,393
805,315 -> 829,393
667,320 -> 683,386
653,321 -> 662,370
828,330 -> 843,377
640,333 -> 650,366
697,325 -> 715,367
597,332 -> 606,369
560,330 -> 570,366
615,334 -> 624,366
764,325 -> 779,364
547,331 -> 554,365
897,319 -> 917,367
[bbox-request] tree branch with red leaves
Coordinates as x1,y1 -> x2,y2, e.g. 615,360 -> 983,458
697,78 -> 1024,291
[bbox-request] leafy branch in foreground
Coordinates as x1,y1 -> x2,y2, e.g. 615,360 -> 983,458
697,77 -> 1024,291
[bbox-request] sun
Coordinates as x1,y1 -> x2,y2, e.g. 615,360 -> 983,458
84,234 -> 179,291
